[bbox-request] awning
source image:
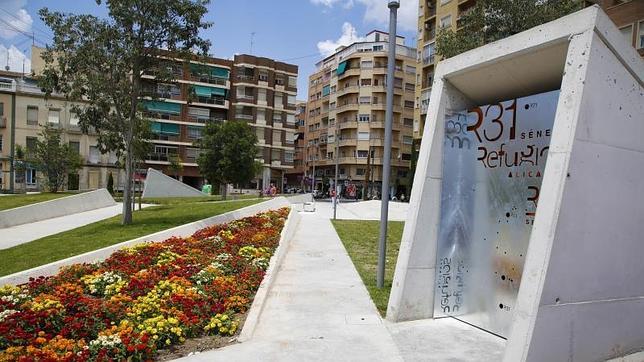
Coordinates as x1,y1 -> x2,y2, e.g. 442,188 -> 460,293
193,85 -> 226,97
210,67 -> 229,78
336,61 -> 347,76
151,121 -> 180,135
144,101 -> 181,114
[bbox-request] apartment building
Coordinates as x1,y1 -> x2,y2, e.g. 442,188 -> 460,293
414,0 -> 643,141
306,30 -> 417,198
0,48 -> 297,193
0,71 -> 117,192
284,101 -> 307,189
230,55 -> 298,192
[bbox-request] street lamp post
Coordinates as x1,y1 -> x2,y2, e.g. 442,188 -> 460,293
377,0 -> 398,289
333,127 -> 339,219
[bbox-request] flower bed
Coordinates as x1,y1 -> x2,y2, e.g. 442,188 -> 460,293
0,208 -> 289,361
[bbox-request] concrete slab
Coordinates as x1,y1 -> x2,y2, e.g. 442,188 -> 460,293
315,200 -> 409,221
142,168 -> 206,198
180,211 -> 403,362
387,318 -> 505,362
0,204 -> 153,249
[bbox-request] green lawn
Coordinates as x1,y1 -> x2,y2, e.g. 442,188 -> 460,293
0,192 -> 76,211
140,193 -> 261,205
0,199 -> 262,276
331,220 -> 404,317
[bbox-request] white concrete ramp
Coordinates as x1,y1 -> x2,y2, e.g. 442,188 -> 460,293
141,168 -> 206,198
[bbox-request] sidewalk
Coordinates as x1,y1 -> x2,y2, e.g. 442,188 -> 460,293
0,204 -> 152,249
181,210 -> 403,362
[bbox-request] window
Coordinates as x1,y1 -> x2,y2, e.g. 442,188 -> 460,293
287,94 -> 296,106
361,60 -> 373,69
286,114 -> 296,125
275,75 -> 285,86
398,170 -> 409,178
620,24 -> 633,46
359,96 -> 371,104
259,70 -> 268,81
256,127 -> 265,141
405,65 -> 416,74
25,168 -> 37,185
271,149 -> 281,161
0,135 -> 2,151
26,137 -> 37,155
185,148 -> 200,162
403,136 -> 413,145
440,0 -> 451,5
0,102 -> 3,117
48,109 -> 60,124
356,168 -> 365,176
272,130 -> 282,144
401,153 -> 412,161
638,21 -> 644,49
404,100 -> 415,108
358,131 -> 370,141
357,150 -> 368,158
27,106 -> 38,125
187,126 -> 203,140
69,141 -> 80,154
274,93 -> 283,107
288,76 -> 297,88
405,83 -> 415,91
285,131 -> 295,144
89,146 -> 100,164
440,15 -> 452,29
284,151 -> 294,162
360,78 -> 372,86
69,112 -> 80,127
373,45 -> 384,51
403,118 -> 414,127
358,114 -> 370,123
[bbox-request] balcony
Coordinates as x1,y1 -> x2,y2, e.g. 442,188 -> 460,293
336,85 -> 360,97
191,96 -> 227,108
336,103 -> 359,114
142,91 -> 183,102
189,74 -> 228,86
237,74 -> 255,83
339,120 -> 358,129
236,94 -> 255,103
147,152 -> 177,162
150,133 -> 181,142
423,54 -> 435,65
144,111 -> 182,122
236,114 -> 254,121
186,115 -> 224,124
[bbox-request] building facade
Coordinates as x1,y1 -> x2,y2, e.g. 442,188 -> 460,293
1,48 -> 298,193
0,72 -> 118,192
284,100 -> 307,190
414,0 -> 643,141
305,30 -> 416,199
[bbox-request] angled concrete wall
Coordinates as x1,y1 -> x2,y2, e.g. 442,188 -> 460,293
387,6 -> 644,361
141,168 -> 206,198
0,189 -> 116,228
0,197 -> 290,286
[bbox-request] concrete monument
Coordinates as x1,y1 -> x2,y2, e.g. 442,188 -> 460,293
141,168 -> 206,198
388,6 -> 643,361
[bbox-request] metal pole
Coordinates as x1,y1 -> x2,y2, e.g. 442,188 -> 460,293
312,147 -> 316,193
377,0 -> 398,289
333,127 -> 339,219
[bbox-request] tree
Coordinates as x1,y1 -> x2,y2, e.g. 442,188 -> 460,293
197,121 -> 259,200
436,0 -> 584,59
38,0 -> 211,224
168,154 -> 183,180
107,172 -> 114,195
14,145 -> 27,194
32,125 -> 82,193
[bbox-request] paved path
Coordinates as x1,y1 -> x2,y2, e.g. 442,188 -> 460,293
181,211 -> 404,362
0,204 -> 152,249
308,199 -> 409,221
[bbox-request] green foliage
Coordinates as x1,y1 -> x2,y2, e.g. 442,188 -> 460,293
32,125 -> 82,193
38,0 -> 212,222
436,0 -> 584,59
168,154 -> 183,179
197,121 -> 259,200
107,172 -> 114,195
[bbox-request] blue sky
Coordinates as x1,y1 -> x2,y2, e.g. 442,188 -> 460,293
0,0 -> 419,98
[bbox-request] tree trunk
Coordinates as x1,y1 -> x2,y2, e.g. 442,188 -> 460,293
221,183 -> 228,201
122,150 -> 133,225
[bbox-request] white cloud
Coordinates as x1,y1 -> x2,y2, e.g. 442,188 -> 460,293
311,0 -> 354,9
317,22 -> 365,57
0,0 -> 33,39
356,0 -> 418,32
0,44 -> 31,73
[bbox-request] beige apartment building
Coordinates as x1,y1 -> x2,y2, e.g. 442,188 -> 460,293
306,30 -> 416,198
0,71 -> 117,192
414,0 -> 643,141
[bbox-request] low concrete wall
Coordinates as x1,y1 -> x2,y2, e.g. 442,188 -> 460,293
0,197 -> 291,286
238,207 -> 301,342
0,189 -> 116,228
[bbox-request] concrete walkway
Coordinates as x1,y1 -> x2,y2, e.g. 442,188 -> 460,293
181,211 -> 403,362
0,204 -> 152,249
309,199 -> 409,221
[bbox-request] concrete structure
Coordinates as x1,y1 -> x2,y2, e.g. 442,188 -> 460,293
0,188 -> 115,228
388,6 -> 644,361
0,197 -> 290,286
305,30 -> 416,198
141,167 -> 205,198
0,67 -> 120,192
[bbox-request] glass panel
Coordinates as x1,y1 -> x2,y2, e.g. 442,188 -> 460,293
434,90 -> 559,338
